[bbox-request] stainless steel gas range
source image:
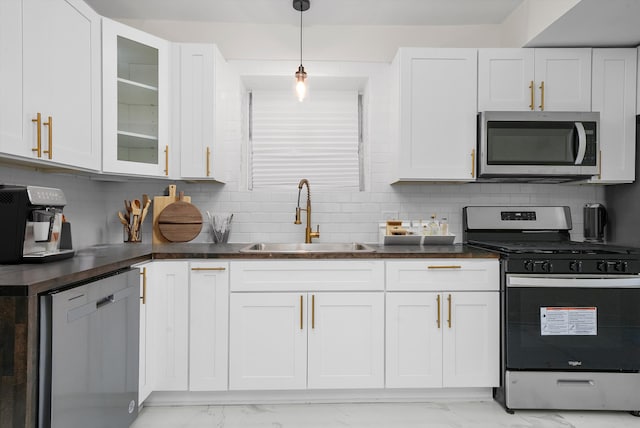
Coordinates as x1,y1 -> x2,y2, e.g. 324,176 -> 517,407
463,206 -> 640,416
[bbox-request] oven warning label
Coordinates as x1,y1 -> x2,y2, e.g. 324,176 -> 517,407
540,307 -> 597,336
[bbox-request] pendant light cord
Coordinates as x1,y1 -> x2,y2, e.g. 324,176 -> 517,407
299,4 -> 303,66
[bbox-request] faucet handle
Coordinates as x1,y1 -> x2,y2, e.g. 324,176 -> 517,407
311,225 -> 320,239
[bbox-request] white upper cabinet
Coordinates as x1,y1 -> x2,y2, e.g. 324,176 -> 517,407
392,48 -> 478,182
177,43 -> 228,181
0,0 -> 23,154
589,48 -> 637,184
20,0 -> 101,170
478,48 -> 592,112
102,18 -> 172,177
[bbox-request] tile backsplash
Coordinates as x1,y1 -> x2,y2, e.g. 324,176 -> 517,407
0,164 -> 603,249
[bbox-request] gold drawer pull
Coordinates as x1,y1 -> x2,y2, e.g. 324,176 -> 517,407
191,267 -> 226,271
447,294 -> 452,328
164,145 -> 169,176
206,146 -> 211,177
428,265 -> 462,269
43,115 -> 52,159
436,294 -> 441,329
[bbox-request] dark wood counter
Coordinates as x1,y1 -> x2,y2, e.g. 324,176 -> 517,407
0,242 -> 496,428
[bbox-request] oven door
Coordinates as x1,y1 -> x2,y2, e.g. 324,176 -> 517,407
506,274 -> 640,371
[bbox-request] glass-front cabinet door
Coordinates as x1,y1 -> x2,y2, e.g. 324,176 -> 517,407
102,18 -> 171,176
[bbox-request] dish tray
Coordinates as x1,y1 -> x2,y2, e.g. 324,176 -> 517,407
383,234 -> 455,246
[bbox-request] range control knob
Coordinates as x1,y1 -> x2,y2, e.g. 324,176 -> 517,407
524,260 -> 534,272
597,261 -> 608,272
614,261 -> 628,272
569,261 -> 583,273
540,261 -> 552,273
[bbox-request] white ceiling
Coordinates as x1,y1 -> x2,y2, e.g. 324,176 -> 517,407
83,0 -> 525,26
84,0 -> 640,48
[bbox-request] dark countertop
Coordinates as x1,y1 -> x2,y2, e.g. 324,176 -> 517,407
0,243 -> 497,295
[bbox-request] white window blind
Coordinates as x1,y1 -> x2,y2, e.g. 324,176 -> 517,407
249,90 -> 361,190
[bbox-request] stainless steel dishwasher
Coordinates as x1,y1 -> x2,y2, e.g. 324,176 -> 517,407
39,268 -> 140,428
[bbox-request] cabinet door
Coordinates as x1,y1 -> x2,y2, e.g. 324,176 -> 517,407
307,292 -> 384,389
22,0 -> 101,170
189,262 -> 229,391
0,0 -> 23,154
534,49 -> 592,112
148,261 -> 189,391
478,49 -> 535,111
136,263 -> 153,404
386,292 -> 443,388
396,48 -> 477,181
102,18 -> 171,176
589,49 -> 637,184
229,293 -> 307,390
442,292 -> 499,388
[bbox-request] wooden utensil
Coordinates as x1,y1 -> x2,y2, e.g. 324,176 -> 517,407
157,194 -> 203,242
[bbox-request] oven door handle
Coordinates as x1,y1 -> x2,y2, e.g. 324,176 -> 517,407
508,275 -> 640,288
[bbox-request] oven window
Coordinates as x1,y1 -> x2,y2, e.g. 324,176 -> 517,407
507,287 -> 640,371
487,121 -> 576,165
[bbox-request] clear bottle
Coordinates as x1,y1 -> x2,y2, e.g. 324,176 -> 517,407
439,217 -> 449,236
427,214 -> 440,236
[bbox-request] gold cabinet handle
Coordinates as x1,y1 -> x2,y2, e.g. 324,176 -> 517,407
32,112 -> 42,157
191,267 -> 226,271
164,145 -> 169,176
529,80 -> 535,110
447,294 -> 452,328
140,267 -> 147,305
436,294 -> 441,329
300,295 -> 304,330
428,265 -> 462,270
539,81 -> 545,111
470,149 -> 475,178
311,294 -> 315,329
206,146 -> 211,177
43,116 -> 52,159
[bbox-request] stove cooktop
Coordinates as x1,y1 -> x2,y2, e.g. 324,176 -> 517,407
467,240 -> 640,256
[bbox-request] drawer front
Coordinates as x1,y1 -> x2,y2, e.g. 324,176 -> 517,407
230,260 -> 384,292
386,259 -> 499,291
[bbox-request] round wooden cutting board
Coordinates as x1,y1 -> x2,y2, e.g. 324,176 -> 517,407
157,200 -> 203,242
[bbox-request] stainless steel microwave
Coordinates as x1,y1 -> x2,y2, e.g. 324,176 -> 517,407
477,111 -> 599,182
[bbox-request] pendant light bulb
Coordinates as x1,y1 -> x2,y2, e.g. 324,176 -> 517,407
295,65 -> 307,102
293,0 -> 310,102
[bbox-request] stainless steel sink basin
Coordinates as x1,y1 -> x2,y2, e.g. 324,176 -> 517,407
239,242 -> 376,253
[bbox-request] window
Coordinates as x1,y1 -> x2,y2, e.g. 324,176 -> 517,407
249,90 -> 362,190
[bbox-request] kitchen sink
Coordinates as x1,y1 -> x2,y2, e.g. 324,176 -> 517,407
239,242 -> 376,253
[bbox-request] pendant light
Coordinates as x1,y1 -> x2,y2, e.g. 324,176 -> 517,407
293,0 -> 310,101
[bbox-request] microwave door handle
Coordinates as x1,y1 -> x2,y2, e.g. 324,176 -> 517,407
574,122 -> 587,165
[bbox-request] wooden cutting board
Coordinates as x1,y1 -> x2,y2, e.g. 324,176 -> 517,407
153,185 -> 195,244
157,197 -> 203,242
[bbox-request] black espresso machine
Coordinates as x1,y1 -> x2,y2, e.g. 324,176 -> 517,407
0,185 -> 74,263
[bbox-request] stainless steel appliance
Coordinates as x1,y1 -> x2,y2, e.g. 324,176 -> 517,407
38,269 -> 140,428
584,203 -> 607,242
477,111 -> 599,182
0,185 -> 74,263
463,206 -> 640,415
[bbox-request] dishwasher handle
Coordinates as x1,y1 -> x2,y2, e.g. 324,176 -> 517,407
96,294 -> 115,309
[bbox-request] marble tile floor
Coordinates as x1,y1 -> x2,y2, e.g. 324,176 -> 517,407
130,401 -> 640,428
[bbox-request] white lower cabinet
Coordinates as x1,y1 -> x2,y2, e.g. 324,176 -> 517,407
385,260 -> 500,389
229,260 -> 385,391
146,261 -> 189,392
136,262 -> 153,405
229,293 -> 307,390
189,261 -> 229,391
229,291 -> 384,390
308,292 -> 385,389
